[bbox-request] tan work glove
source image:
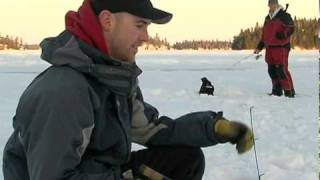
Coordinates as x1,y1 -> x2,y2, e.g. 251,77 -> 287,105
214,118 -> 254,154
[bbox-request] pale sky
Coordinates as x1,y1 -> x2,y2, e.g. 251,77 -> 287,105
0,0 -> 318,44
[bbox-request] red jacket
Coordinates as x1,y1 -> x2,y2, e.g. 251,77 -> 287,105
257,8 -> 294,49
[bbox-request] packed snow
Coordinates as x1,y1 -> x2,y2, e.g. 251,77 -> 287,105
0,50 -> 318,180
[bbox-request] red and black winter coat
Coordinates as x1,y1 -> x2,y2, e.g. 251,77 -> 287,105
256,8 -> 295,50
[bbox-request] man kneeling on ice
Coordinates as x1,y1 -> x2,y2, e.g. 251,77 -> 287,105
3,0 -> 254,179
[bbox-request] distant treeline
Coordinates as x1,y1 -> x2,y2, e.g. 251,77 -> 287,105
1,17 -> 317,51
0,34 -> 39,50
145,35 -> 231,50
146,33 -> 171,50
232,17 -> 318,50
172,40 -> 231,50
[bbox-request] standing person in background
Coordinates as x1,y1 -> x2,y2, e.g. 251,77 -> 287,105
3,0 -> 254,179
254,0 -> 295,97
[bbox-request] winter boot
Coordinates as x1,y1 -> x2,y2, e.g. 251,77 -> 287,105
271,83 -> 283,96
284,90 -> 295,98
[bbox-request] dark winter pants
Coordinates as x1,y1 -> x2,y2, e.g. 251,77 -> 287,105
265,48 -> 294,95
122,146 -> 205,180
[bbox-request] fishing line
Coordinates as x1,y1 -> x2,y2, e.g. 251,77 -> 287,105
249,106 -> 264,180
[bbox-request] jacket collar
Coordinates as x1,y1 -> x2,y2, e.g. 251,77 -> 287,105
269,5 -> 283,19
40,31 -> 142,96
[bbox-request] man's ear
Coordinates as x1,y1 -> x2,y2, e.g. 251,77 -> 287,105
98,10 -> 114,32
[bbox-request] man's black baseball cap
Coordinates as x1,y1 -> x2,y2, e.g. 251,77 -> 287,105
91,0 -> 173,24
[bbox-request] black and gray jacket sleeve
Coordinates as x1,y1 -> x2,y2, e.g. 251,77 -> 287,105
131,87 -> 222,147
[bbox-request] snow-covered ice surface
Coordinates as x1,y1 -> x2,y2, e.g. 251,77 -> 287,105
0,50 -> 318,180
